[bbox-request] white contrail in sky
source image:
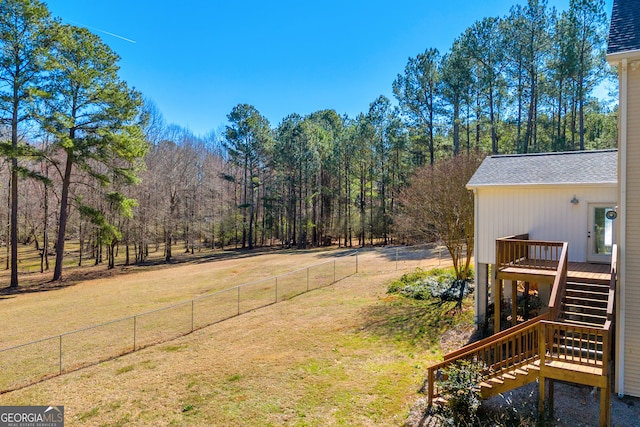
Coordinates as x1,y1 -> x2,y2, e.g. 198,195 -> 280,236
70,20 -> 137,44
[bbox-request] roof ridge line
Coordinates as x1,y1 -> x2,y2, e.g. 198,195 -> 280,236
488,149 -> 617,159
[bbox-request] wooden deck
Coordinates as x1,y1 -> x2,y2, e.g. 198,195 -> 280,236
566,262 -> 611,284
498,261 -> 610,285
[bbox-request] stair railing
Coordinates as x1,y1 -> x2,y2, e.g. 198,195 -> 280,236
547,242 -> 569,321
427,314 -> 546,407
606,244 -> 618,323
427,240 -> 614,408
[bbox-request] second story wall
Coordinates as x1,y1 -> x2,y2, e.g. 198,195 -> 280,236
474,185 -> 617,265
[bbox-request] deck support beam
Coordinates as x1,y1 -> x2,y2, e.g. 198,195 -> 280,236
494,277 -> 502,334
511,280 -> 518,328
599,386 -> 610,427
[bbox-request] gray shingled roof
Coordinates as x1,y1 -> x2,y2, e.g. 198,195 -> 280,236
467,150 -> 618,187
608,0 -> 640,55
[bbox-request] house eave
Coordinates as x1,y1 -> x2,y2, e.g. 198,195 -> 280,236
466,182 -> 617,191
607,49 -> 640,65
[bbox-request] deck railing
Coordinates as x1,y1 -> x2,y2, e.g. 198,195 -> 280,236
496,236 -> 565,272
427,314 -> 546,407
540,320 -> 611,373
427,316 -> 611,408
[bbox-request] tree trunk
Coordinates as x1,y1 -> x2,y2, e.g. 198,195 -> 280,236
78,222 -> 83,267
10,89 -> 19,287
52,151 -> 74,281
6,176 -> 10,271
453,96 -> 460,156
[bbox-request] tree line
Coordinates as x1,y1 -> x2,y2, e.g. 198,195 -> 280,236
0,0 -> 614,288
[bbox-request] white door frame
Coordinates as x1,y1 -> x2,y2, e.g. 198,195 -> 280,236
587,203 -> 616,264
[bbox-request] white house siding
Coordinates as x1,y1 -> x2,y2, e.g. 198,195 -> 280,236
474,185 -> 616,265
623,63 -> 640,397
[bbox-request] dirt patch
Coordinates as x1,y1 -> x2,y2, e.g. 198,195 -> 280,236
404,380 -> 640,426
482,381 -> 640,427
438,323 -> 476,354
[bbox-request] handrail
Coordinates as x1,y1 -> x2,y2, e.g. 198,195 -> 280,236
607,244 -> 618,319
547,242 -> 568,321
500,233 -> 530,241
444,313 -> 548,360
427,318 -> 542,407
496,238 -> 565,272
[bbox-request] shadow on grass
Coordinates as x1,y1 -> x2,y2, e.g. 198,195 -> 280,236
358,296 -> 463,348
0,246 -> 357,297
347,245 -> 440,262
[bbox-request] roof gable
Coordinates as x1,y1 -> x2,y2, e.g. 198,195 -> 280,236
608,0 -> 640,55
467,150 -> 617,188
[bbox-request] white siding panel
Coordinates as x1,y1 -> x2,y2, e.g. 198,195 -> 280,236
475,186 -> 616,265
624,66 -> 640,397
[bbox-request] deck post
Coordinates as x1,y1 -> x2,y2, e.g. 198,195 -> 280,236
476,263 -> 489,330
494,277 -> 502,334
511,280 -> 518,327
599,386 -> 610,427
548,379 -> 555,419
524,282 -> 530,319
427,368 -> 435,408
539,376 -> 546,416
538,322 -> 546,417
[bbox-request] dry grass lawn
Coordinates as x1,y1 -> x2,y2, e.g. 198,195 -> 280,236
0,246 -> 470,426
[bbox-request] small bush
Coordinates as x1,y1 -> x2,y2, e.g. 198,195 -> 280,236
436,359 -> 482,426
388,267 -> 474,302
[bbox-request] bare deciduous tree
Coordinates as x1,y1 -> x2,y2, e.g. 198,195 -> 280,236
399,153 -> 484,281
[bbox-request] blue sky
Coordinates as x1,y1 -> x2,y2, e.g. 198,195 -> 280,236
47,0 -> 614,137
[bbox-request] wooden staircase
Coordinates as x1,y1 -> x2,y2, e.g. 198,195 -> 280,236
561,281 -> 611,328
426,240 -> 617,427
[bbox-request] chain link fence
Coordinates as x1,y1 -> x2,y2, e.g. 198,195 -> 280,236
0,245 -> 446,393
0,253 -> 359,393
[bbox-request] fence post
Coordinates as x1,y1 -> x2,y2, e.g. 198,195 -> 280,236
396,248 -> 399,271
334,260 -> 336,283
275,277 -> 278,303
237,287 -> 241,315
59,335 -> 63,375
307,268 -> 310,292
356,253 -> 358,273
133,316 -> 137,351
191,300 -> 194,333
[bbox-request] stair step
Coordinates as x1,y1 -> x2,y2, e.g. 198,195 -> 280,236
560,318 -> 605,328
567,281 -> 610,289
563,308 -> 608,318
488,377 -> 504,385
433,396 -> 448,405
565,289 -> 609,298
553,345 -> 604,359
564,296 -> 608,306
563,311 -> 608,321
564,305 -> 608,316
502,373 -> 516,380
479,381 -> 493,389
560,330 -> 605,340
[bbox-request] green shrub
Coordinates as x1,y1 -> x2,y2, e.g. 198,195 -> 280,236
436,359 -> 482,426
388,267 -> 474,302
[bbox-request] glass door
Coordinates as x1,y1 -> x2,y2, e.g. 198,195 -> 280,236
588,204 -> 615,263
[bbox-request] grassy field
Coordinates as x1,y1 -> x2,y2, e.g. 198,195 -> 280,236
0,246 -> 472,426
